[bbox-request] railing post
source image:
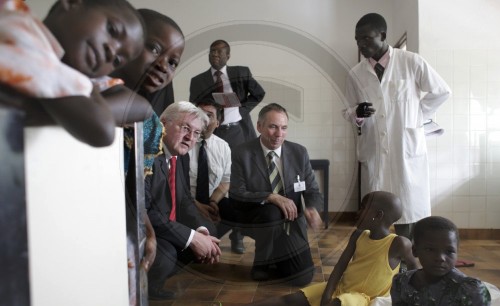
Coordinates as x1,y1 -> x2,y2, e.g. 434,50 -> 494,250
0,106 -> 30,306
125,122 -> 148,306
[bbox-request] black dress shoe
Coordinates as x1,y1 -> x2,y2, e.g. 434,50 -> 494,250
251,265 -> 269,281
148,289 -> 176,300
231,237 -> 245,254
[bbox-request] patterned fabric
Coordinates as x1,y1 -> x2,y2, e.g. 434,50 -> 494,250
123,113 -> 165,177
391,268 -> 491,306
267,151 -> 283,194
0,0 -> 92,98
91,75 -> 124,92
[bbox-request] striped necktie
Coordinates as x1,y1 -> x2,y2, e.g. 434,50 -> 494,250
267,151 -> 283,194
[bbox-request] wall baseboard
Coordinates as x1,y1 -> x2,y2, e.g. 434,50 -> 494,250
326,212 -> 500,240
458,228 -> 500,240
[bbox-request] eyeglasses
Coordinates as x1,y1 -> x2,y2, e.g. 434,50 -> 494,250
178,124 -> 202,139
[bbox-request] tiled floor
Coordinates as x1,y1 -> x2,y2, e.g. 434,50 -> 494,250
149,221 -> 500,306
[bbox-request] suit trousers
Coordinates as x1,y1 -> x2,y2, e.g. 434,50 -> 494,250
221,201 -> 314,286
147,236 -> 177,292
394,223 -> 415,240
147,235 -> 196,292
214,124 -> 245,149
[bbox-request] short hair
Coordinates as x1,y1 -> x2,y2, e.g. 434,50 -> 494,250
356,13 -> 387,33
137,9 -> 184,39
196,100 -> 223,122
160,101 -> 209,130
258,103 -> 289,123
210,39 -> 231,54
413,216 -> 459,246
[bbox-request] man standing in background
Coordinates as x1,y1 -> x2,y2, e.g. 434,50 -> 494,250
343,13 -> 451,239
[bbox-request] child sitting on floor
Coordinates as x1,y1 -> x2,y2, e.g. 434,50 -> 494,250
248,191 -> 418,306
391,216 -> 491,306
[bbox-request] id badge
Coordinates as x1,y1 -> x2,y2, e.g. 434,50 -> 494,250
293,175 -> 306,192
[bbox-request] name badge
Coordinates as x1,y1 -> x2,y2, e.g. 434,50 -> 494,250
294,175 -> 306,192
294,181 -> 306,192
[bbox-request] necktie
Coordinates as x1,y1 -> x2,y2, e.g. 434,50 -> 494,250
374,63 -> 384,82
196,140 -> 210,204
267,151 -> 283,194
168,156 -> 177,221
214,70 -> 223,93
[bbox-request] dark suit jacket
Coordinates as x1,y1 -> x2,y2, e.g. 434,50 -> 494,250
229,138 -> 322,212
189,66 -> 265,140
145,154 -> 211,250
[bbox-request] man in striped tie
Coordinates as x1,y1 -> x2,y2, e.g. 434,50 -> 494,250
226,103 -> 323,286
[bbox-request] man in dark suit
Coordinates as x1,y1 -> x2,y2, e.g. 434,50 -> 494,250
226,103 -> 323,286
146,101 -> 221,300
190,39 -> 265,253
189,39 -> 265,147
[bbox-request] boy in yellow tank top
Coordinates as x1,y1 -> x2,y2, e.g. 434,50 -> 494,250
247,191 -> 419,306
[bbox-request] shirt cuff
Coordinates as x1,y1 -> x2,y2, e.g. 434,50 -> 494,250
185,229 -> 195,250
348,106 -> 364,127
185,226 -> 210,250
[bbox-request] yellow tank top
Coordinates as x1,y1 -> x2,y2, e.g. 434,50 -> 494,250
337,230 -> 399,298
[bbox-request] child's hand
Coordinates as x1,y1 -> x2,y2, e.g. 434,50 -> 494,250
141,235 -> 157,272
141,215 -> 157,272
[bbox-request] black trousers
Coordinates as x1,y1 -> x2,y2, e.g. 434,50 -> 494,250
220,200 -> 314,286
147,235 -> 196,292
214,123 -> 245,149
394,223 -> 415,240
215,197 -> 246,242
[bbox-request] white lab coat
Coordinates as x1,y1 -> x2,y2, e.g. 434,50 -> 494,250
344,46 -> 451,224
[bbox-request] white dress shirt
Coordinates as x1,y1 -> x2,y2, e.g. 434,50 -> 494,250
188,134 -> 231,198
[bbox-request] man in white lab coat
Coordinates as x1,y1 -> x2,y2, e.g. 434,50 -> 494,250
343,13 -> 451,239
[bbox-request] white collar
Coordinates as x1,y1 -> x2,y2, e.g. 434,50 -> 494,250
211,65 -> 228,76
260,140 -> 282,158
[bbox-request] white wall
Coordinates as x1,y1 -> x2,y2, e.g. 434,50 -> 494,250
420,0 -> 500,229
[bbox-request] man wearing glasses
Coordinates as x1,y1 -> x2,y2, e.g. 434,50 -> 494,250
146,101 -> 221,300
